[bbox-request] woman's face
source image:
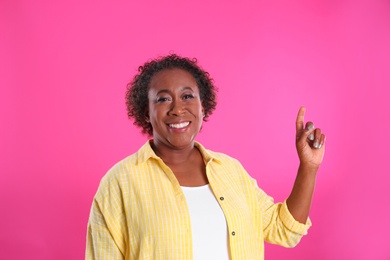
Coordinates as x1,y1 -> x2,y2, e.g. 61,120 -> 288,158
147,68 -> 204,150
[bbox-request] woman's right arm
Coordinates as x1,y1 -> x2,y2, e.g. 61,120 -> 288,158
86,176 -> 127,260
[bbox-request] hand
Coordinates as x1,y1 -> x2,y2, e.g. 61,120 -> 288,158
295,106 -> 326,170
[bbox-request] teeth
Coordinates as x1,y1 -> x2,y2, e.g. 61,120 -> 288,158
169,122 -> 190,129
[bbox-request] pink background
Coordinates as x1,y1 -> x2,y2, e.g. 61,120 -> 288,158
1,0 -> 389,259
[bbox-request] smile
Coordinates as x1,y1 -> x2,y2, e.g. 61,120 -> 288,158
168,122 -> 190,129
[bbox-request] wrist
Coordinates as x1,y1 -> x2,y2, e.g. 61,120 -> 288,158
298,163 -> 319,175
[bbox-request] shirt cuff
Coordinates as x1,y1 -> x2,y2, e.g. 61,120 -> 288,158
279,200 -> 312,235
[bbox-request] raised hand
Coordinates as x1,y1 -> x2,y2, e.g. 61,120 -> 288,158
295,106 -> 326,170
286,106 -> 326,223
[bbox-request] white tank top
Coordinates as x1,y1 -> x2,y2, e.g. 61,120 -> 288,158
181,185 -> 230,260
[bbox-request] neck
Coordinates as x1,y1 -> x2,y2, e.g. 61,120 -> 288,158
151,140 -> 198,165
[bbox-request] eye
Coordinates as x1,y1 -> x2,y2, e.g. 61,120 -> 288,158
157,97 -> 170,102
183,94 -> 194,100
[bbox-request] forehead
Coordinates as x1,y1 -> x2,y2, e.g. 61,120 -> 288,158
148,68 -> 198,92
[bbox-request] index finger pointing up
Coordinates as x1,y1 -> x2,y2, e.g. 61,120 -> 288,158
296,106 -> 306,134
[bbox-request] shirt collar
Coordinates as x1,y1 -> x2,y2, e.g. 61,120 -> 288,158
136,140 -> 222,165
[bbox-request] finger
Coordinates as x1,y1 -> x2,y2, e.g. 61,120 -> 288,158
305,121 -> 315,141
313,128 -> 322,149
319,134 -> 326,149
297,121 -> 314,144
296,106 -> 306,134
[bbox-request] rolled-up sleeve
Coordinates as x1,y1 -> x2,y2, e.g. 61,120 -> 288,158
279,200 -> 312,236
253,178 -> 312,248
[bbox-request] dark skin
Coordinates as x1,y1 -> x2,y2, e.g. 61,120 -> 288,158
147,68 -> 208,186
147,69 -> 326,223
153,146 -> 208,187
287,107 -> 326,223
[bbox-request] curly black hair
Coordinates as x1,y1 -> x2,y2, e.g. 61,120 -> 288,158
125,54 -> 218,136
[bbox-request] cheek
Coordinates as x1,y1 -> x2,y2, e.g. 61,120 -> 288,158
197,102 -> 204,115
149,107 -> 166,123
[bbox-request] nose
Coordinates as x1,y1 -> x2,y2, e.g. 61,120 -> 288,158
168,99 -> 185,116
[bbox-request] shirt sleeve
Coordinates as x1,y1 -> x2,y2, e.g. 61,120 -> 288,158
253,178 -> 312,248
86,174 -> 127,260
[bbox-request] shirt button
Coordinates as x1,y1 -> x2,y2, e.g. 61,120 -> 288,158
232,231 -> 235,236
219,197 -> 224,201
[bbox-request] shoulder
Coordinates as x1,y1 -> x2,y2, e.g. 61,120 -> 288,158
197,142 -> 242,165
98,141 -> 153,191
208,150 -> 243,166
203,147 -> 261,197
104,153 -> 138,179
94,153 -> 137,197
197,142 -> 247,174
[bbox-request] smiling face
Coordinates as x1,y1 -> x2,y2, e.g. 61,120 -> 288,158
147,68 -> 204,151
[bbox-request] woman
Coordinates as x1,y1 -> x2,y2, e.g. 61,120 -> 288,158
86,54 -> 326,259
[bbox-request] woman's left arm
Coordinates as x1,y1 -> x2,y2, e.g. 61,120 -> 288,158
286,106 -> 326,224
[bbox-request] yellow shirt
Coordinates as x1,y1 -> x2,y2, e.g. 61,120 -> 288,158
86,140 -> 311,259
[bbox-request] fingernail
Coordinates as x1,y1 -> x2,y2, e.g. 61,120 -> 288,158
308,124 -> 314,131
309,134 -> 314,140
313,142 -> 319,148
318,144 -> 322,149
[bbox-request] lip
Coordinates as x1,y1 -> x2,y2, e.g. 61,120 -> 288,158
167,121 -> 191,130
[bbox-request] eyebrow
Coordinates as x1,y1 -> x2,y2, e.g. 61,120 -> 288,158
156,87 -> 194,95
